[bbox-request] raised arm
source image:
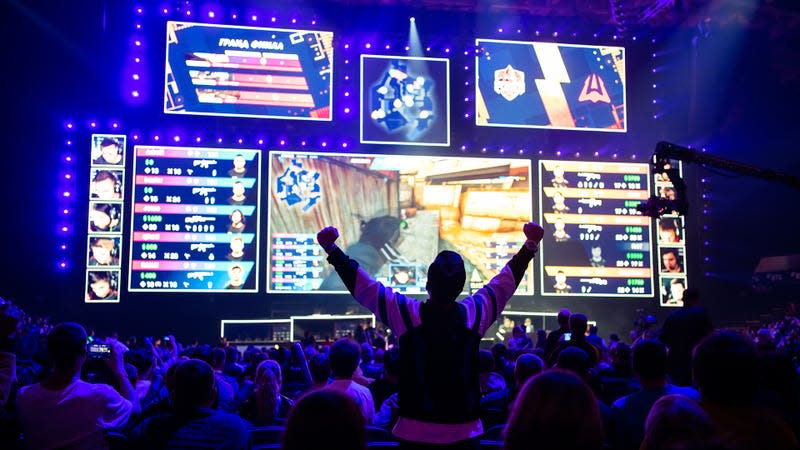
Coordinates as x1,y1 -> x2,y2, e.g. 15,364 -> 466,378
461,222 -> 544,336
317,227 -> 422,337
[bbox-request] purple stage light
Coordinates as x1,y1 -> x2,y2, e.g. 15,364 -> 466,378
186,10 -> 191,16
365,43 -> 372,49
232,13 -> 237,19
136,6 -> 143,14
553,31 -> 558,37
208,11 -> 215,18
612,153 -> 618,159
63,191 -> 70,197
61,244 -> 67,249
344,91 -> 350,97
321,141 -> 328,147
237,138 -> 243,144
344,75 -> 349,81
344,107 -> 350,114
344,59 -> 349,64
66,140 -> 72,145
135,23 -> 142,30
90,121 -> 97,128
64,174 -> 71,179
173,136 -> 180,142
405,46 -> 410,51
464,113 -> 470,118
134,57 -> 140,63
61,226 -> 69,232
292,18 -> 297,24
386,44 -> 391,50
162,8 -> 168,14
251,14 -> 257,21
461,145 -> 466,150
280,139 -> 286,146
196,137 -> 202,143
65,155 -> 72,162
312,20 -> 316,25
556,151 -> 562,156
498,28 -> 503,33
481,148 -> 487,153
154,135 -> 160,141
217,138 -> 223,143
134,40 -> 141,46
301,141 -> 307,146
271,16 -> 276,22
342,142 -> 349,148
112,122 -> 119,128
344,43 -> 349,49
131,90 -> 140,98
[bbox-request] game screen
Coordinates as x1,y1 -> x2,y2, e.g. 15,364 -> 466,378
268,151 -> 534,295
165,21 -> 333,120
476,39 -> 625,132
360,55 -> 450,146
128,146 -> 261,292
538,160 -> 654,296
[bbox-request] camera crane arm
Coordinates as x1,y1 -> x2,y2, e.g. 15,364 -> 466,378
655,142 -> 800,191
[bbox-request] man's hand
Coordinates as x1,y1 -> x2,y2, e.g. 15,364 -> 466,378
105,339 -> 128,376
524,222 -> 545,244
317,226 -> 340,253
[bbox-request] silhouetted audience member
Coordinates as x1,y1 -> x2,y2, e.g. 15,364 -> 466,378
323,338 -> 374,423
360,343 -> 383,380
282,390 -> 366,450
548,313 -> 600,367
317,222 -> 544,448
481,353 -> 543,415
693,330 -> 797,449
238,359 -> 293,425
659,287 -> 712,386
504,370 -> 604,450
479,349 -> 506,395
369,347 -> 400,409
544,309 -> 571,361
640,394 -> 720,450
133,359 -> 250,449
16,323 -> 139,450
611,339 -> 699,450
308,353 -> 331,391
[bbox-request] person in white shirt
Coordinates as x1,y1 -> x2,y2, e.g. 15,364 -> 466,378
16,323 -> 140,450
323,338 -> 375,424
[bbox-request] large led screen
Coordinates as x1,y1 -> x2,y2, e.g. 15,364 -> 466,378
128,146 -> 261,292
360,55 -> 450,146
268,151 -> 534,294
476,39 -> 625,132
538,160 -> 654,296
165,22 -> 333,120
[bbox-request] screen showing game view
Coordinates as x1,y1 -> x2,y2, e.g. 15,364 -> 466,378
538,160 -> 654,296
268,151 -> 534,295
165,21 -> 333,120
128,146 -> 261,292
476,39 -> 625,132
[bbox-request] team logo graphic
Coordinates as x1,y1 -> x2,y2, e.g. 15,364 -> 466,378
370,60 -> 435,139
494,64 -> 526,101
578,73 -> 611,104
276,160 -> 321,212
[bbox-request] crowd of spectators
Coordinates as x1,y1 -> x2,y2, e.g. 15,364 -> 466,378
1,293 -> 799,449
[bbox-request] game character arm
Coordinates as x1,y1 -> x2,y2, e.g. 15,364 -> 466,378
318,227 -> 422,337
461,222 -> 544,336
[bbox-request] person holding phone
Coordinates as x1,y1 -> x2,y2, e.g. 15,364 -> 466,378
16,323 -> 140,449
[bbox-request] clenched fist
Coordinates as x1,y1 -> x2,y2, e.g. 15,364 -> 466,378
317,226 -> 340,253
523,222 -> 545,244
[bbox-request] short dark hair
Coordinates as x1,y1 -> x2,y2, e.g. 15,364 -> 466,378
172,359 -> 216,413
283,390 -> 366,450
426,250 -> 466,303
100,137 -> 119,148
478,350 -> 495,373
47,323 -> 87,371
309,354 -> 331,384
557,347 -> 590,379
569,313 -> 588,336
692,330 -> 758,405
515,354 -> 544,386
383,347 -> 401,378
557,309 -> 571,327
329,339 -> 361,379
633,339 -> 668,379
211,348 -> 226,368
93,170 -> 118,184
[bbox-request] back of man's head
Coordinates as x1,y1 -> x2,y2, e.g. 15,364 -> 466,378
514,354 -> 544,387
225,347 -> 239,364
682,288 -> 700,306
557,347 -> 590,380
172,359 -> 215,413
557,309 -> 571,328
329,339 -> 361,379
426,250 -> 466,303
309,354 -> 331,385
633,339 -> 668,380
569,313 -> 588,337
211,348 -> 226,370
47,323 -> 87,372
692,330 -> 758,406
478,350 -> 495,373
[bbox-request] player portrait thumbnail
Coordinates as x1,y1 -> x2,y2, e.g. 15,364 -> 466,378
553,270 -> 573,294
660,247 -> 685,274
91,135 -> 126,166
228,209 -> 246,233
551,165 -> 569,188
361,55 -> 450,146
90,169 -> 123,200
88,202 -> 122,233
229,154 -> 248,178
229,181 -> 248,205
85,271 -> 120,302
390,264 -> 418,287
660,277 -> 686,307
87,236 -> 121,267
657,218 -> 684,244
226,264 -> 245,290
